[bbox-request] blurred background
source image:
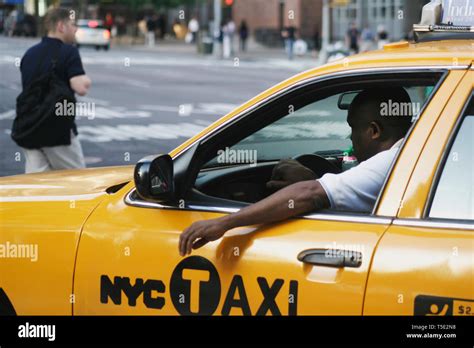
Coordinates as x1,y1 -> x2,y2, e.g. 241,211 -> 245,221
0,0 -> 431,176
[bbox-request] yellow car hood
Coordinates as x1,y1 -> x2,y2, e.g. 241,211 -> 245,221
0,166 -> 133,199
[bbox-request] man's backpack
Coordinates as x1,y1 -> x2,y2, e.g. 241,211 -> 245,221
11,44 -> 76,149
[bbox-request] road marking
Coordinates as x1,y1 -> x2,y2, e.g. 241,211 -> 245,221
77,96 -> 110,106
77,122 -> 206,143
0,54 -> 313,71
0,110 -> 15,120
84,156 -> 103,164
0,103 -> 237,121
140,103 -> 237,116
124,79 -> 151,88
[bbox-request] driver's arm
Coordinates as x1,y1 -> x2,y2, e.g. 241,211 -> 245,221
179,180 -> 329,256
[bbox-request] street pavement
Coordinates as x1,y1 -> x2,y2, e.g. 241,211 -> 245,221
0,36 -> 320,176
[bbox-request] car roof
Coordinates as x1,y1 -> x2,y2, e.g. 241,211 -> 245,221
306,40 -> 474,77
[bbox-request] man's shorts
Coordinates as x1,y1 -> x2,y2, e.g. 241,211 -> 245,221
22,131 -> 86,173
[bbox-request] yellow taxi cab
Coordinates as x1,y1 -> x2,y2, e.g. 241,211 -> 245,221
0,2 -> 473,316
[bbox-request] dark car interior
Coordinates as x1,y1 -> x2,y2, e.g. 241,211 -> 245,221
195,153 -> 342,204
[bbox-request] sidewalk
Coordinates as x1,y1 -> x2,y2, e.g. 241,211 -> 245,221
0,35 -> 321,72
114,35 -> 321,71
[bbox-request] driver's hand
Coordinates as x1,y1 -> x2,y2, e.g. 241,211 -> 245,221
266,159 -> 317,191
179,218 -> 228,256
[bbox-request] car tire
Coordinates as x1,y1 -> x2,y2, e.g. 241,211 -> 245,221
103,45 -> 110,51
95,45 -> 100,51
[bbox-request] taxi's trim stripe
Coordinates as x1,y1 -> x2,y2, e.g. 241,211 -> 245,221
393,218 -> 474,230
126,188 -> 473,229
125,190 -> 392,225
373,70 -> 450,215
302,213 -> 392,225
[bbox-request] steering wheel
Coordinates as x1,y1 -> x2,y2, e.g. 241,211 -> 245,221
292,154 -> 341,178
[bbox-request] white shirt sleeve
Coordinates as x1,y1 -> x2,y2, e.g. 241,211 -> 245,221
318,141 -> 402,213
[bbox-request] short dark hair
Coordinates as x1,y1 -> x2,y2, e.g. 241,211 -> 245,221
349,87 -> 413,140
44,8 -> 72,33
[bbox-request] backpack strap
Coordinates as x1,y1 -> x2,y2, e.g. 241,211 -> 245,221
31,45 -> 49,78
32,40 -> 62,77
50,41 -> 62,71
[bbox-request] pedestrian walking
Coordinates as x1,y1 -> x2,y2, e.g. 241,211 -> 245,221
346,22 -> 360,54
138,18 -> 147,42
158,13 -> 166,39
115,15 -> 126,44
377,25 -> 389,49
214,20 -> 225,57
11,8 -> 91,174
313,29 -> 321,55
226,18 -> 236,55
360,25 -> 375,52
239,20 -> 248,52
172,18 -> 186,39
146,15 -> 157,47
222,20 -> 231,58
188,16 -> 199,44
282,26 -> 296,60
105,12 -> 113,32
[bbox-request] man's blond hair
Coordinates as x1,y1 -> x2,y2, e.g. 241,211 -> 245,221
44,8 -> 72,33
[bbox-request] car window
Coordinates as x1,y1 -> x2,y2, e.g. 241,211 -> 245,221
429,95 -> 474,221
204,85 -> 433,167
190,73 -> 445,209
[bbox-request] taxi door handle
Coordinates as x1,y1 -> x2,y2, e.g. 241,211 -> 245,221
297,249 -> 362,268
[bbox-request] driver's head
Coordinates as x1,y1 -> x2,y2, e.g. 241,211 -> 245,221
347,87 -> 413,162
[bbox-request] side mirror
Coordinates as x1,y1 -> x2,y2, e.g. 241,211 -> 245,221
134,154 -> 174,202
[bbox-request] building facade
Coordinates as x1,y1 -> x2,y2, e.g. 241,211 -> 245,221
232,0 -> 323,46
232,0 -> 430,46
331,0 -> 430,41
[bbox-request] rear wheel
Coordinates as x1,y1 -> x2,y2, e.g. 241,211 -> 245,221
103,44 -> 110,51
95,45 -> 100,51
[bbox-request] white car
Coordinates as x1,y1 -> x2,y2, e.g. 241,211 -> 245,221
75,19 -> 111,50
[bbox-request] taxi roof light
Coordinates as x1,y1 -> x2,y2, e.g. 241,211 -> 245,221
413,0 -> 474,42
419,0 -> 443,26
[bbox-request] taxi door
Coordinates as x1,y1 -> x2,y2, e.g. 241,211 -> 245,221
73,182 -> 392,315
364,70 -> 474,315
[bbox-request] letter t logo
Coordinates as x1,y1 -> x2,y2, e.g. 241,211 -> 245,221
182,269 -> 210,313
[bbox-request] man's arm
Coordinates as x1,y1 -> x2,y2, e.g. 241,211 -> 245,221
70,75 -> 91,96
179,180 -> 329,256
